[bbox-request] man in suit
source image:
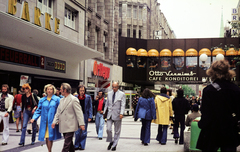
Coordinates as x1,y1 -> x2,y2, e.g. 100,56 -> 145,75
103,82 -> 125,151
52,83 -> 85,152
0,84 -> 14,145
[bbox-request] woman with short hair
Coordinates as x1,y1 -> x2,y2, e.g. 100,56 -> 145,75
134,88 -> 156,146
30,84 -> 61,152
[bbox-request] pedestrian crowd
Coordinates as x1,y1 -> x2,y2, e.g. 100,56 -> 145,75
0,60 -> 240,152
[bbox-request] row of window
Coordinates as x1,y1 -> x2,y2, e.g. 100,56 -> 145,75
126,56 -> 237,71
119,5 -> 143,19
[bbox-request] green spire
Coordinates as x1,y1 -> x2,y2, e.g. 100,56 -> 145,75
220,6 -> 224,37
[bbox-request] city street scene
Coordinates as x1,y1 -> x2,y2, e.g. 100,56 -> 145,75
1,0 -> 240,152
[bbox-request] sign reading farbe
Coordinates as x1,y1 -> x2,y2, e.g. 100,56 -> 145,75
93,61 -> 110,79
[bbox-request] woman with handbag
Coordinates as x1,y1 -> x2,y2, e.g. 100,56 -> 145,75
134,88 -> 156,146
12,89 -> 24,132
18,83 -> 39,146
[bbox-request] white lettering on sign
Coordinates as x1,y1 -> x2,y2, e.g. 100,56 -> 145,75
149,71 -> 197,77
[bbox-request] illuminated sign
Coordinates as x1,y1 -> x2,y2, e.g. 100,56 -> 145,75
93,61 -> 110,79
7,0 -> 60,34
0,46 -> 66,73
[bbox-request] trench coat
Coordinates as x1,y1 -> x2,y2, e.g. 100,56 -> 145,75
152,94 -> 173,125
32,95 -> 62,141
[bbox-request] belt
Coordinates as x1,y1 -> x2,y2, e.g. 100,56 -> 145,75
0,109 -> 6,112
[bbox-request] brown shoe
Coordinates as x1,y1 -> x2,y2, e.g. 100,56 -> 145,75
2,143 -> 7,145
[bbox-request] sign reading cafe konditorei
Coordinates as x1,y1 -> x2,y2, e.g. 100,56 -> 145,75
148,70 -> 199,81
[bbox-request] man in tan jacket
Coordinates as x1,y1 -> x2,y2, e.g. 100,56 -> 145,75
52,83 -> 85,152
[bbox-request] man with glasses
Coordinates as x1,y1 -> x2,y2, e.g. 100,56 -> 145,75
104,82 -> 125,151
0,84 -> 14,145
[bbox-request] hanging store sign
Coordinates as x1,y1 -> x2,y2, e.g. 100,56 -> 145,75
93,61 -> 110,80
0,46 -> 66,73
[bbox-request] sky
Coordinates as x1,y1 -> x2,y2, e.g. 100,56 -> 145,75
158,0 -> 239,38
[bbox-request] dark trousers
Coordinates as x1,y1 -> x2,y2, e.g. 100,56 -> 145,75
62,132 -> 75,152
140,119 -> 151,143
173,115 -> 185,144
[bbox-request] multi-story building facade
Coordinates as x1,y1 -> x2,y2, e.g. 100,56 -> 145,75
0,0 -> 103,94
118,0 -> 176,39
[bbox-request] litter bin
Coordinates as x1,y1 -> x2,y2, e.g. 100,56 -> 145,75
189,117 -> 201,151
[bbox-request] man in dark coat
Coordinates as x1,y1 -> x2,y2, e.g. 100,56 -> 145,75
195,60 -> 240,152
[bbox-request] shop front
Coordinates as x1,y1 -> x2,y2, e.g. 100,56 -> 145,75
119,37 -> 240,90
0,11 -> 103,95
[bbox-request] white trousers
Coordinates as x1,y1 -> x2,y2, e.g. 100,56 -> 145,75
0,111 -> 9,143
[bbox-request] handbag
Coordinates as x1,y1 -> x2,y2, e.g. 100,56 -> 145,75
103,108 -> 108,119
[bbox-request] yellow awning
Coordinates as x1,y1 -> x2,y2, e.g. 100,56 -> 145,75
186,48 -> 198,56
160,49 -> 171,57
212,48 -> 225,56
226,48 -> 237,56
199,48 -> 211,56
126,47 -> 137,56
137,49 -> 148,56
173,49 -> 184,56
148,49 -> 159,57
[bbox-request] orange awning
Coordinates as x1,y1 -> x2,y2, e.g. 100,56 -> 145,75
160,49 -> 171,57
137,49 -> 148,56
126,47 -> 137,56
212,48 -> 225,56
173,49 -> 184,56
148,49 -> 159,57
199,48 -> 211,56
186,48 -> 198,56
226,48 -> 237,56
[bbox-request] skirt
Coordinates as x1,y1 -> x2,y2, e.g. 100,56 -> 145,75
14,106 -> 21,118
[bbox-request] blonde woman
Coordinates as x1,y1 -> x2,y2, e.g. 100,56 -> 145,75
30,84 -> 61,152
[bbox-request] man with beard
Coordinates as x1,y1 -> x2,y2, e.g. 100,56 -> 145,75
0,84 -> 14,145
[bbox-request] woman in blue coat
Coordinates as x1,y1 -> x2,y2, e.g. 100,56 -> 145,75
134,88 -> 156,146
30,84 -> 61,152
74,85 -> 92,150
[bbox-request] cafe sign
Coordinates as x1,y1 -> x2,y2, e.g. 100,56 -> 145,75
148,70 -> 199,82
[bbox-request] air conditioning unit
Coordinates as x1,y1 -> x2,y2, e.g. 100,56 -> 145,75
87,31 -> 90,38
103,42 -> 108,48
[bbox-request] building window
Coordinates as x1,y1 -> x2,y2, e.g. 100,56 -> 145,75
37,0 -> 53,16
139,7 -> 142,19
133,6 -> 137,19
127,5 -> 131,18
119,5 -> 122,17
133,26 -> 136,38
139,26 -> 142,39
65,6 -> 77,29
127,25 -> 131,37
119,28 -> 122,36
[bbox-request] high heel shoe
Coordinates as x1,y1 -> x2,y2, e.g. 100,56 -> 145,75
18,142 -> 24,146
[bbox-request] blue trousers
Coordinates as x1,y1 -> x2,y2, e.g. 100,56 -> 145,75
156,125 -> 168,144
173,115 -> 185,144
95,112 -> 105,138
20,110 -> 37,143
74,119 -> 88,149
140,119 -> 151,143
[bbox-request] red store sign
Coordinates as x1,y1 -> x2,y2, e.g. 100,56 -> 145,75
93,61 -> 110,79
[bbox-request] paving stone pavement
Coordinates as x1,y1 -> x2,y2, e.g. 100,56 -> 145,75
1,116 -> 240,152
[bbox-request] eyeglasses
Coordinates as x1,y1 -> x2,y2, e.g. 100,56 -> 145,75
22,88 -> 29,90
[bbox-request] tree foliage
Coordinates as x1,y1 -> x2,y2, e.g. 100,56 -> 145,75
181,85 -> 196,97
